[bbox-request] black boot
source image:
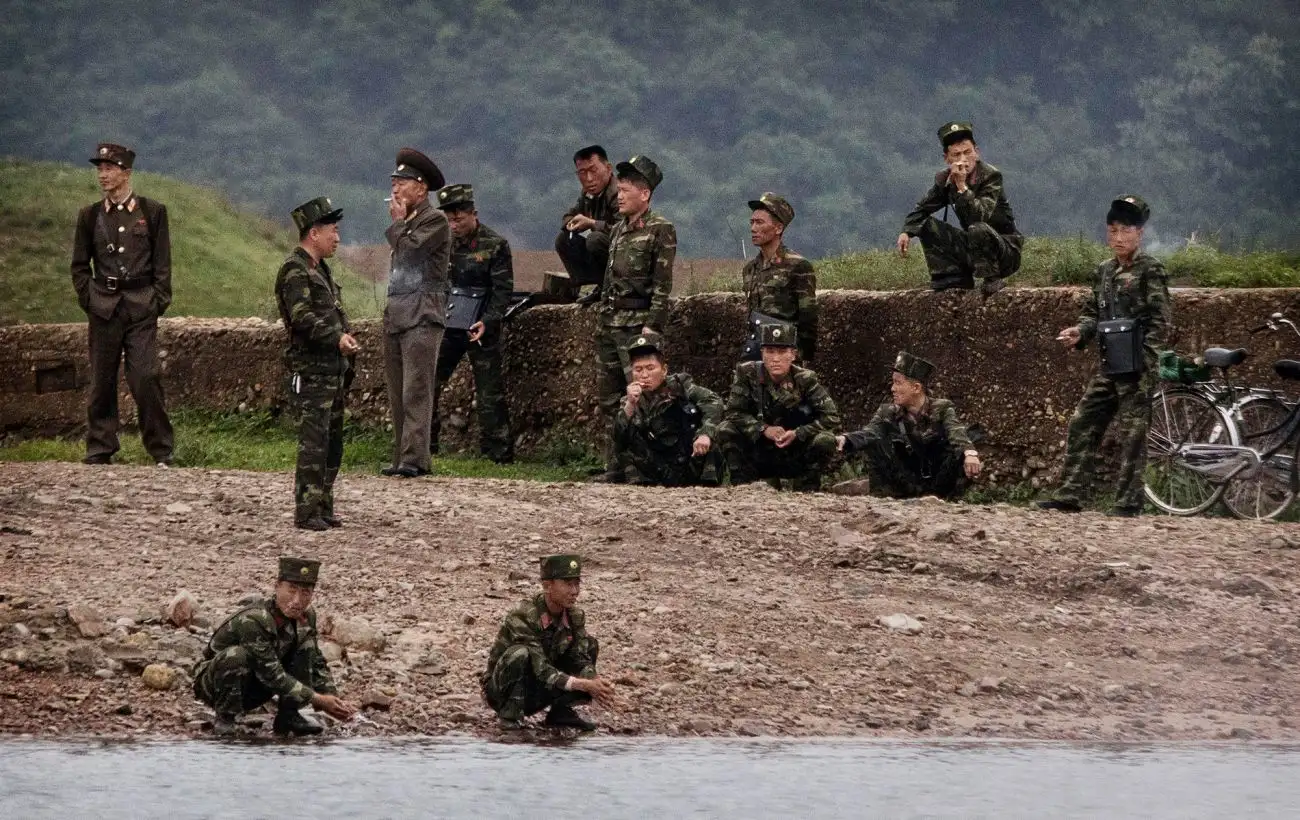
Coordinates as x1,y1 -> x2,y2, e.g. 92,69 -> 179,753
544,704 -> 597,731
296,518 -> 330,532
273,709 -> 324,737
1036,499 -> 1082,513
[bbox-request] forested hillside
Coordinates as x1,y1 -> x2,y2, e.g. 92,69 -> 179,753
1,0 -> 1295,256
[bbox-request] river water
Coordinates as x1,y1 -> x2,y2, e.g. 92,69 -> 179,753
1,738 -> 1296,818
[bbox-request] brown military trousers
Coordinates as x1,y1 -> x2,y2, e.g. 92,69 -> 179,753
384,323 -> 443,472
85,305 -> 174,463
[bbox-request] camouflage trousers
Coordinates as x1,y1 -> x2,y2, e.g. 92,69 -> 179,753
431,326 -> 513,462
715,423 -> 837,491
549,230 -> 610,301
1053,373 -> 1154,511
596,326 -> 646,469
617,443 -> 723,487
857,435 -> 967,499
917,217 -> 1023,288
287,368 -> 349,525
482,637 -> 600,722
192,646 -> 315,717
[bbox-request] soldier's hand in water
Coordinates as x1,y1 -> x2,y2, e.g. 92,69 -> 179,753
1056,326 -> 1081,348
338,333 -> 360,355
311,693 -> 357,721
692,434 -> 712,456
468,321 -> 485,343
896,232 -> 911,257
566,214 -> 596,232
572,676 -> 618,709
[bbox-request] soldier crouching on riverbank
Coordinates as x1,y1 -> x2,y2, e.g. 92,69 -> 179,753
192,557 -> 355,737
481,555 -> 616,731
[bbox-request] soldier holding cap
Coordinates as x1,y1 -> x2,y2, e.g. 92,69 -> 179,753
716,321 -> 841,492
193,557 -> 356,737
382,147 -> 451,478
551,144 -> 620,304
612,331 -> 724,486
1040,196 -> 1170,517
275,197 -> 358,530
592,155 -> 677,482
481,554 -> 615,731
837,352 -> 981,499
897,122 -> 1023,296
742,193 -> 818,364
71,142 -> 175,466
430,183 -> 515,463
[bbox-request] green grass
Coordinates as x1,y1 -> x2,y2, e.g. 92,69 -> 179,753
0,158 -> 381,325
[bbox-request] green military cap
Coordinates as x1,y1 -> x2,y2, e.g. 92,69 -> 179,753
626,330 -> 664,359
1107,194 -> 1150,227
615,155 -> 663,191
90,142 -> 135,169
279,556 -> 322,586
391,147 -> 446,190
540,554 -> 582,580
435,183 -> 474,210
760,321 -> 798,348
892,351 -> 936,385
938,121 -> 975,148
747,192 -> 795,227
291,196 -> 344,234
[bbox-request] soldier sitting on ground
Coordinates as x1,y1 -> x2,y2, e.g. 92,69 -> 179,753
837,351 -> 982,499
192,557 -> 355,737
716,321 -> 841,492
481,554 -> 616,732
612,331 -> 724,486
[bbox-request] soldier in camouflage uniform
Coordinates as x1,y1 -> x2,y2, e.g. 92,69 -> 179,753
274,197 -> 359,531
193,557 -> 356,737
716,322 -> 841,492
837,352 -> 982,499
898,122 -> 1023,296
592,155 -> 677,482
742,193 -> 817,364
429,184 -> 515,463
482,554 -> 616,732
612,332 -> 724,486
551,144 -> 620,304
1039,196 -> 1170,517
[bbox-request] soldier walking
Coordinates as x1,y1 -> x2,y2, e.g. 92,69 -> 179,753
551,144 -> 619,304
741,193 -> 817,364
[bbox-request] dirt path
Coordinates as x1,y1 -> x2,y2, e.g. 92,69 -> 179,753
1,462 -> 1298,740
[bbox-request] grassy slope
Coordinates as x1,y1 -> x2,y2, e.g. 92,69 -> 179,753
0,159 -> 381,325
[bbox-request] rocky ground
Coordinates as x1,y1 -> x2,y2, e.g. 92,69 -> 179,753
1,461 -> 1298,741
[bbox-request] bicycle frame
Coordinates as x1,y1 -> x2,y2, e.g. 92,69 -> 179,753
1175,382 -> 1300,489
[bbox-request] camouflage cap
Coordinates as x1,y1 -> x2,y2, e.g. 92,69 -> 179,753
1107,194 -> 1150,227
435,183 -> 474,211
540,554 -> 582,580
760,321 -> 798,348
892,351 -> 936,385
90,142 -> 135,169
626,330 -> 665,359
391,147 -> 445,190
291,197 -> 344,233
279,556 -> 321,586
938,121 -> 975,148
615,155 -> 663,191
747,192 -> 795,227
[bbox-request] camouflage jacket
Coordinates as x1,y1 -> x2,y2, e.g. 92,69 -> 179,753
484,593 -> 596,691
599,209 -> 676,330
561,176 -> 620,234
202,599 -> 336,702
613,373 -> 723,457
723,362 -> 841,442
384,200 -> 451,334
844,398 -> 973,454
275,247 -> 351,376
1075,252 -> 1172,367
902,160 -> 1021,237
449,222 -> 514,325
742,245 -> 818,362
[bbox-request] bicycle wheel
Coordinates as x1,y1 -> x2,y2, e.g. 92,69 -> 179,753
1221,396 -> 1297,520
1144,388 -> 1236,515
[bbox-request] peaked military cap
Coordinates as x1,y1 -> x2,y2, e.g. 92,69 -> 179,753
90,142 -> 135,169
615,155 -> 663,191
291,197 -> 344,233
938,121 -> 975,148
760,321 -> 798,348
748,192 -> 795,227
435,183 -> 474,210
1107,194 -> 1150,227
279,556 -> 322,586
892,351 -> 936,385
540,554 -> 582,580
627,330 -> 665,359
391,147 -> 445,190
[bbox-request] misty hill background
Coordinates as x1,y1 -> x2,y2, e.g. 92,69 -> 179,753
2,0 -> 1296,258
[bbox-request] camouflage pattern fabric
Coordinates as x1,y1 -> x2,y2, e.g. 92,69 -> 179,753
192,599 -> 336,716
598,209 -> 676,331
843,399 -> 973,498
431,326 -> 512,462
288,370 -> 349,523
448,222 -> 513,323
481,593 -> 599,721
901,160 -> 1023,283
612,373 -> 723,486
742,245 -> 818,363
596,325 -> 647,422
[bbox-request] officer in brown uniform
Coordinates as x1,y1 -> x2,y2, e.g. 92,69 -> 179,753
550,144 -> 619,304
70,143 -> 174,465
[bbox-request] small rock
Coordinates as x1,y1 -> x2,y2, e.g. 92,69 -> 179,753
8,623 -> 32,640
911,562 -> 932,574
461,614 -> 476,626
361,691 -> 394,711
733,719 -> 765,737
67,644 -> 108,674
787,679 -> 811,690
958,681 -> 979,697
977,676 -> 1005,693
165,502 -> 193,515
68,604 -> 110,638
829,479 -> 872,497
326,617 -> 387,652
506,570 -> 531,581
113,703 -> 133,715
1102,684 -> 1126,700
682,717 -> 714,734
141,664 -> 177,691
877,614 -> 924,635
94,669 -> 115,680
918,523 -> 955,543
164,590 -> 199,628
1229,727 -> 1256,740
319,641 -> 345,663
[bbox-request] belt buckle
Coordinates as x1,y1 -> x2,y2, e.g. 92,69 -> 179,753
103,276 -> 120,293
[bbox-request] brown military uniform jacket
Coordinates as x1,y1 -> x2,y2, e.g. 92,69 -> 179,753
384,200 -> 451,334
562,177 -> 620,232
71,194 -> 172,321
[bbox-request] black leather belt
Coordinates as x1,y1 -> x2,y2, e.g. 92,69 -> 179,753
97,275 -> 154,293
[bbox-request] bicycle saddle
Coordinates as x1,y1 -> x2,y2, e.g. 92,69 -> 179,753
1274,359 -> 1300,381
1203,347 -> 1248,368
